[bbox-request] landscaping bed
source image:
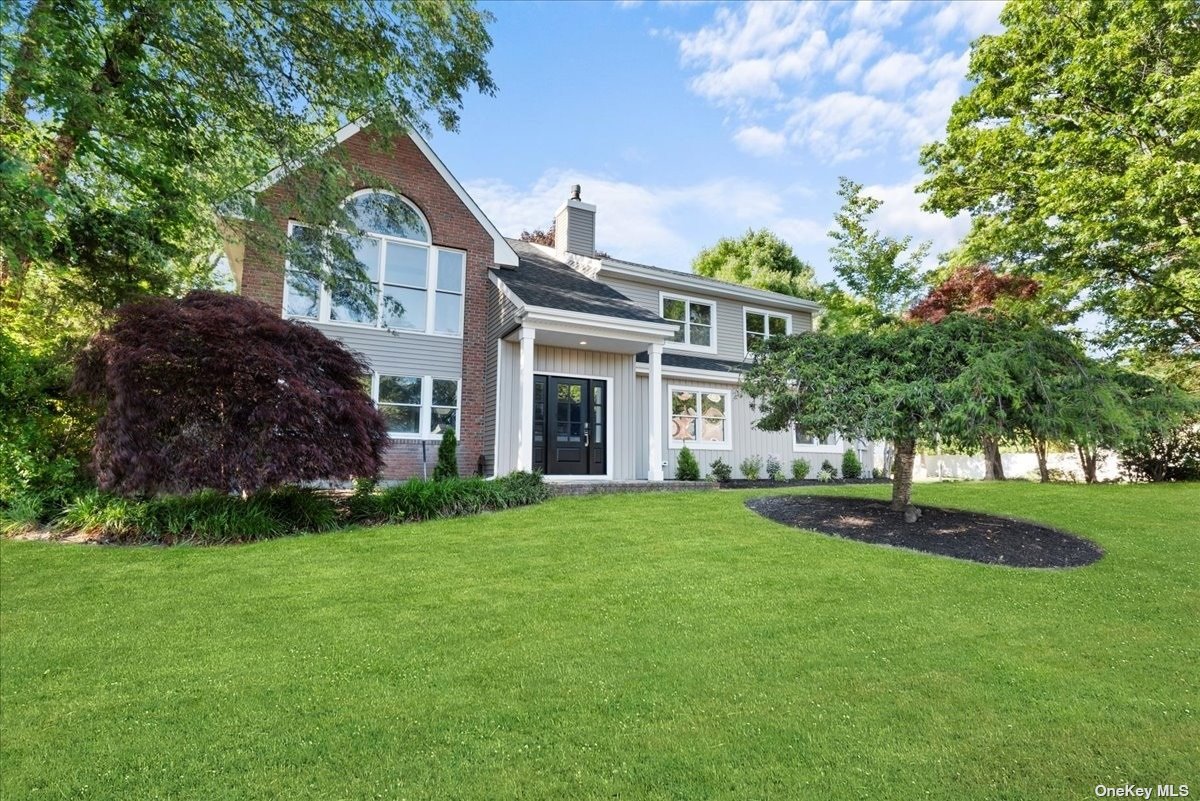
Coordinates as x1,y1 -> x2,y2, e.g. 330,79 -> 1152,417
718,478 -> 889,490
747,493 -> 1104,568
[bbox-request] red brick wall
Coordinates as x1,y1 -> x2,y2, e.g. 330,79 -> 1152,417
239,127 -> 494,480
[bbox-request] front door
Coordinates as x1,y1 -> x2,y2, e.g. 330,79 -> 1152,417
533,376 -> 607,476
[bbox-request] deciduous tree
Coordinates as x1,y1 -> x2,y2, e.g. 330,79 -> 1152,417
692,228 -> 819,298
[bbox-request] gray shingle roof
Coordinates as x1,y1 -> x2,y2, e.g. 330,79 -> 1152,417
495,240 -> 666,324
635,351 -> 748,374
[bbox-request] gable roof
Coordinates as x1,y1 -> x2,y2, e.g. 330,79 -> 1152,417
246,119 -> 519,268
494,241 -> 666,324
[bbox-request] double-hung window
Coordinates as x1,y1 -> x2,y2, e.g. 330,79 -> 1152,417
794,427 -> 839,451
744,309 -> 790,352
283,191 -> 465,337
661,294 -> 715,351
372,373 -> 460,439
669,386 -> 730,449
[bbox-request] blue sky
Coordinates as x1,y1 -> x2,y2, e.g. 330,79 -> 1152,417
427,0 -> 1005,283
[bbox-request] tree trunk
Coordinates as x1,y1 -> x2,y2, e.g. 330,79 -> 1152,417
1076,444 -> 1099,484
981,437 -> 1005,480
890,438 -> 916,511
1032,438 -> 1050,483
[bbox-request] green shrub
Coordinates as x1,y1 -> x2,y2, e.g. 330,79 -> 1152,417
676,446 -> 701,481
349,472 -> 550,525
841,450 -> 863,479
433,428 -> 459,481
816,467 -> 836,483
820,459 -> 838,478
765,454 -> 784,481
740,455 -> 763,480
709,458 -> 733,482
1,492 -> 54,535
872,467 -> 886,479
791,458 -> 811,480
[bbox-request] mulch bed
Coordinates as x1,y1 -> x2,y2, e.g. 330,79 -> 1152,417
746,495 -> 1104,568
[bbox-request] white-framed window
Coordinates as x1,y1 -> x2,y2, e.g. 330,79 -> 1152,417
283,190 -> 466,337
794,427 -> 840,451
744,308 -> 791,352
660,293 -> 716,352
669,385 -> 731,450
369,373 -> 460,439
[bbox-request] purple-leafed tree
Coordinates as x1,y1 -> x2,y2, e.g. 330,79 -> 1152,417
74,291 -> 388,496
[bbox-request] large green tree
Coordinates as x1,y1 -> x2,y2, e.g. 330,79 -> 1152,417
691,228 -> 818,298
1,0 -> 495,348
919,0 -> 1200,353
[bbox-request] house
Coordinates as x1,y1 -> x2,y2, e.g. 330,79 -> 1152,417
224,123 -> 874,481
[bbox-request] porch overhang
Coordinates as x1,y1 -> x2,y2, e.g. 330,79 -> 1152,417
507,305 -> 677,354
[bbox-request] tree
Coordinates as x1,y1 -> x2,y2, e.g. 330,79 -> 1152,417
519,225 -> 556,248
821,178 -> 930,333
692,229 -> 819,298
74,291 -> 389,496
433,427 -> 459,482
1,0 -> 496,343
742,314 -> 1132,513
918,0 -> 1200,354
675,446 -> 700,481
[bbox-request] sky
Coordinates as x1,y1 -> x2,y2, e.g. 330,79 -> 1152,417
425,0 -> 1005,284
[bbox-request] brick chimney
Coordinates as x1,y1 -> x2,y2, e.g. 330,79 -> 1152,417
554,184 -> 596,257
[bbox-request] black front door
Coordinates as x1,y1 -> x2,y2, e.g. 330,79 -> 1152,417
533,376 -> 607,476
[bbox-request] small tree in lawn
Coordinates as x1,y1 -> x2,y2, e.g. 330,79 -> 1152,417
676,446 -> 701,481
74,291 -> 389,496
433,427 -> 459,481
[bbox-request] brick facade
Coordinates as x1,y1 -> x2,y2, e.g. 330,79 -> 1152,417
238,128 -> 495,480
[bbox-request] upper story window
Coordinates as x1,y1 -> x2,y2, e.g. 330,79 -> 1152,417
283,191 -> 465,337
744,309 -> 790,352
661,293 -> 715,351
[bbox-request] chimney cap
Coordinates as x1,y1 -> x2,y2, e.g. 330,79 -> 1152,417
570,184 -> 581,201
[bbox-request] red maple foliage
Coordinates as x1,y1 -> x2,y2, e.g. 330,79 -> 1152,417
75,291 -> 389,496
907,265 -> 1040,323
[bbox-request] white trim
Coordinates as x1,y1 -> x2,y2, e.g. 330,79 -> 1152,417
491,338 -> 503,478
647,343 -> 664,482
244,119 -> 518,267
667,384 -> 733,452
533,371 -> 612,481
517,327 -> 536,472
658,291 -> 718,354
743,306 -> 792,354
600,259 -> 823,312
793,426 -> 844,453
635,364 -> 742,385
518,304 -> 677,339
373,372 -> 462,441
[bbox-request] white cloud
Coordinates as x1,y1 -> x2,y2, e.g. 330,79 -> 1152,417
848,0 -> 913,29
787,92 -> 920,162
930,1 -> 1004,38
861,52 -> 928,94
861,176 -> 970,265
733,125 -> 788,157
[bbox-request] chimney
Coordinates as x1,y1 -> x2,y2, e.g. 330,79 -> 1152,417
554,184 -> 596,257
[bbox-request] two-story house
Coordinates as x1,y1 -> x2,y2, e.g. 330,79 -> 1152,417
227,122 -> 870,482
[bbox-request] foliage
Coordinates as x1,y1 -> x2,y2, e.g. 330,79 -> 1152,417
1,0 -> 496,342
918,0 -> 1200,353
907,265 -> 1040,324
433,428 -> 459,482
58,486 -> 339,544
692,229 -> 819,298
819,178 -> 930,333
841,450 -> 863,479
345,472 -> 550,524
518,225 -> 556,248
1118,421 -> 1200,482
675,446 -> 701,481
74,291 -> 389,496
791,458 -> 811,480
765,454 -> 784,481
816,467 -> 836,483
709,458 -> 733,482
739,455 -> 763,481
0,331 -> 92,513
820,460 -> 838,478
871,467 -> 886,479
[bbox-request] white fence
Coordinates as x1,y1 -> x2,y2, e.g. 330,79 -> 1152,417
912,450 -> 1119,482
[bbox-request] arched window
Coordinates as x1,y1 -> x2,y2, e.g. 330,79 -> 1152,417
283,190 -> 465,338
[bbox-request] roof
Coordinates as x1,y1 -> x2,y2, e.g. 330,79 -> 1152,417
635,351 -> 748,374
495,240 -> 666,324
599,255 -> 823,312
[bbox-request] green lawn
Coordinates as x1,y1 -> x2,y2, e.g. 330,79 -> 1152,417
2,483 -> 1197,800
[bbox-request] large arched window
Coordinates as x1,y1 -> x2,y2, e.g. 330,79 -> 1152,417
283,190 -> 465,337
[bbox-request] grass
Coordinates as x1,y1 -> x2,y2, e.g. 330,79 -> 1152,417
2,482 -> 1197,800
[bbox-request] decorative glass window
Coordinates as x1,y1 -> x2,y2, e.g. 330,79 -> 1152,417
670,386 -> 730,449
373,374 -> 460,438
283,191 -> 465,337
661,295 -> 714,350
794,427 -> 839,450
745,309 -> 790,352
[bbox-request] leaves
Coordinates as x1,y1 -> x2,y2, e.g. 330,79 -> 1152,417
691,228 -> 819,298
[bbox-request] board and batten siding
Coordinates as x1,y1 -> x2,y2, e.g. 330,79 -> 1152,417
493,344 -> 639,479
600,274 -> 813,362
483,280 -> 521,475
307,321 -> 461,378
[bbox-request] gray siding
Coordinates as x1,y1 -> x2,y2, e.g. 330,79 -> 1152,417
308,321 -> 461,378
601,274 -> 813,362
483,280 -> 521,475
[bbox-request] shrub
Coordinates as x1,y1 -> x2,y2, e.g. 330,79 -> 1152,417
820,459 -> 838,478
740,455 -> 763,480
676,446 -> 701,481
709,458 -> 733,482
1,492 -> 55,535
872,467 -> 886,479
791,458 -> 811,480
816,467 -> 836,483
841,450 -> 863,479
433,428 -> 459,481
1118,422 -> 1200,482
765,454 -> 784,481
348,472 -> 550,525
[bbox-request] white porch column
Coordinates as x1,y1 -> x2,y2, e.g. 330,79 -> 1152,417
648,341 -> 664,481
517,326 -> 536,472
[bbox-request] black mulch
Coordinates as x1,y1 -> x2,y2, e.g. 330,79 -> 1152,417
746,494 -> 1104,569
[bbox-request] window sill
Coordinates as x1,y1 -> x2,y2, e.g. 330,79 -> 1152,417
289,317 -> 464,339
670,441 -> 732,451
664,342 -> 718,355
